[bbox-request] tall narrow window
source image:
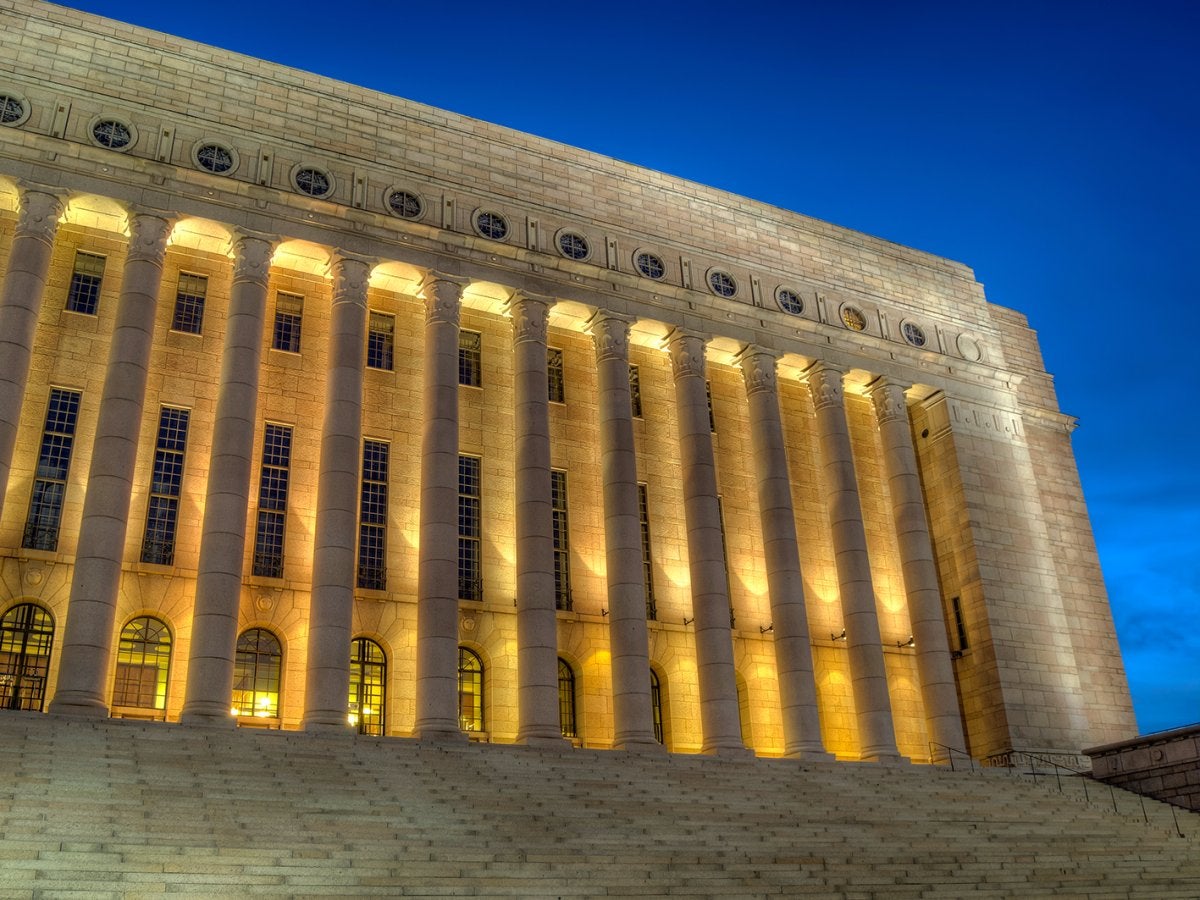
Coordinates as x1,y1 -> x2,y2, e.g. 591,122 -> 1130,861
141,406 -> 189,566
951,596 -> 969,652
650,669 -> 664,745
628,365 -> 643,418
252,424 -> 291,578
638,484 -> 656,620
170,272 -> 208,335
113,616 -> 171,711
558,657 -> 577,738
718,497 -> 733,629
232,628 -> 282,719
736,673 -> 752,748
357,440 -> 388,590
0,603 -> 55,712
272,291 -> 303,353
458,330 -> 481,387
23,388 -> 82,552
349,637 -> 387,736
366,312 -> 394,371
706,380 -> 716,432
458,647 -> 484,732
65,250 -> 106,315
547,347 -> 565,403
552,470 -> 571,611
458,455 -> 482,601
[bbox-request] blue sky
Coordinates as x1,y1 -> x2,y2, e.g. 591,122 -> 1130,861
57,0 -> 1199,733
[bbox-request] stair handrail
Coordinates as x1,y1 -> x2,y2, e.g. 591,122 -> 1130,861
928,741 -> 975,773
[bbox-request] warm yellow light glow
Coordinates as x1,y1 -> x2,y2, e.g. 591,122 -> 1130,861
62,193 -> 128,234
169,217 -> 232,254
272,239 -> 332,277
230,706 -> 240,716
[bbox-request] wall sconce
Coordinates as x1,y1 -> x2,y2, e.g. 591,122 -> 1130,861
897,635 -> 915,649
831,628 -> 847,642
683,616 -> 695,626
600,608 -> 609,617
759,624 -> 774,634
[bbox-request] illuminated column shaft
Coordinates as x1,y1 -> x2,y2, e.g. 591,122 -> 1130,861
868,377 -> 966,762
737,346 -> 830,760
49,214 -> 173,716
804,361 -> 902,762
303,253 -> 371,731
667,329 -> 745,756
181,233 -> 274,725
509,292 -> 565,746
589,311 -> 658,749
0,189 -> 63,522
414,273 -> 469,740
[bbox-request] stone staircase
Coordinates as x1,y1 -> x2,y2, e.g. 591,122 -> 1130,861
0,714 -> 1197,898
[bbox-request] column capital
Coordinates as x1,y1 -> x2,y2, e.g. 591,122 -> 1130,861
124,213 -> 174,264
505,291 -> 553,344
585,310 -> 635,362
665,328 -> 709,380
330,252 -> 372,301
230,232 -> 278,286
801,360 -> 847,410
14,189 -> 64,245
419,273 -> 467,326
865,376 -> 912,425
734,344 -> 781,396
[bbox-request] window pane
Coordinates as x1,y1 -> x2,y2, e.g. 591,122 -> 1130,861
171,273 -> 208,334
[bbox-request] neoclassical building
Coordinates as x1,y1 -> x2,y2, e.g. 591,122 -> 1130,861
0,0 -> 1135,764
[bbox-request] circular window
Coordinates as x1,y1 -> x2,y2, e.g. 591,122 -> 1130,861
386,188 -> 424,220
90,117 -> 134,151
634,251 -> 666,280
556,230 -> 590,261
707,269 -> 737,298
474,210 -> 509,241
901,320 -> 927,348
293,165 -> 333,198
0,92 -> 30,127
192,141 -> 236,175
840,304 -> 867,332
775,287 -> 804,315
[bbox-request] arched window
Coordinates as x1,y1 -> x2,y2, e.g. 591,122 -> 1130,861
458,647 -> 484,733
349,637 -> 386,736
113,616 -> 171,711
558,657 -> 577,739
232,628 -> 282,719
649,668 -> 665,746
0,603 -> 54,711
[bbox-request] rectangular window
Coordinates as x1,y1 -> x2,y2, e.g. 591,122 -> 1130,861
547,347 -> 565,403
65,251 -> 106,315
140,407 -> 190,566
638,483 -> 656,620
629,365 -> 643,418
22,388 -> 82,552
252,424 -> 291,578
458,330 -> 482,387
272,291 -> 303,353
706,380 -> 716,432
951,596 -> 969,651
171,272 -> 208,335
366,312 -> 394,371
458,455 -> 482,601
552,470 -> 572,611
717,496 -> 733,629
357,440 -> 388,590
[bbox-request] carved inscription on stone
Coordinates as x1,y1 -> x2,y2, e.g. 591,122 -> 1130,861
947,397 -> 1025,443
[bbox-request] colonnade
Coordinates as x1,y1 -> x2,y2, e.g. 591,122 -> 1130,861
0,188 -> 966,760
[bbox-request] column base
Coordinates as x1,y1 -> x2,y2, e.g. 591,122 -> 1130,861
414,726 -> 469,744
702,743 -> 756,759
302,717 -> 354,734
46,694 -> 108,718
614,738 -> 667,754
861,750 -> 911,765
785,747 -> 836,763
516,732 -> 570,748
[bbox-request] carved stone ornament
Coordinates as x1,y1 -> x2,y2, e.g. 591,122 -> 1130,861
739,348 -> 778,396
15,190 -> 63,245
509,294 -> 550,345
125,214 -> 173,264
332,254 -> 371,303
667,331 -> 707,380
589,313 -> 630,363
421,278 -> 463,327
231,235 -> 276,285
869,379 -> 909,425
805,363 -> 845,410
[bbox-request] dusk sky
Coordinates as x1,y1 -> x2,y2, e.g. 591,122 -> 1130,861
57,0 -> 1199,733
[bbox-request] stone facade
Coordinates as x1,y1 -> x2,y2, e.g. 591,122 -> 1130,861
0,0 -> 1135,761
1086,725 -> 1200,811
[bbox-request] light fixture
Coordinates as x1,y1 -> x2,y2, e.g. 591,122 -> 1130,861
683,616 -> 695,626
897,635 -> 915,649
600,608 -> 609,617
760,624 -> 774,634
831,628 -> 847,642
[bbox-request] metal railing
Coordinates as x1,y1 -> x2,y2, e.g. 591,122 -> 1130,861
929,742 -> 1190,839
